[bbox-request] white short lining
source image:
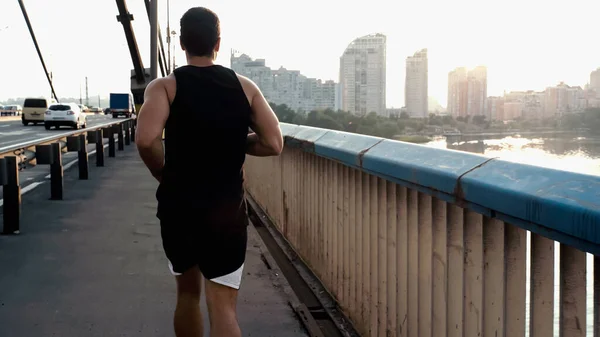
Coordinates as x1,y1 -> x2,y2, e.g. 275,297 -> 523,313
167,261 -> 245,290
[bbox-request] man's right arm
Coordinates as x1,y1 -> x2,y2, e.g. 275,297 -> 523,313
238,75 -> 283,156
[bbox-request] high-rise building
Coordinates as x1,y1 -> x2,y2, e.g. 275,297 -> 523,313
334,83 -> 342,111
231,52 -> 336,112
230,53 -> 274,100
339,34 -> 387,116
447,67 -> 468,118
466,66 -> 487,116
405,49 -> 428,118
447,66 -> 487,118
590,68 -> 600,95
544,82 -> 585,117
486,96 -> 504,120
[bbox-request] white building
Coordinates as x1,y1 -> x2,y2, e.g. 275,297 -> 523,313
405,49 -> 428,118
230,52 -> 336,113
230,54 -> 274,100
590,68 -> 600,96
334,83 -> 342,111
339,34 -> 387,116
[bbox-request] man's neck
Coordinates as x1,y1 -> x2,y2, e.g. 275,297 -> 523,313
186,55 -> 215,67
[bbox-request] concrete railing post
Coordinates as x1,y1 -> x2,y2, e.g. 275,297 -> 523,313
1,156 -> 21,234
50,142 -> 63,200
95,129 -> 104,167
125,121 -> 131,146
78,134 -> 89,180
131,121 -> 136,143
117,123 -> 124,151
107,127 -> 116,158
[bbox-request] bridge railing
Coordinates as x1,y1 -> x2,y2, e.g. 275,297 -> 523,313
0,118 -> 137,234
244,123 -> 599,337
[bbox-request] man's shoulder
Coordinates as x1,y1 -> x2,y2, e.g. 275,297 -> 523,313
233,73 -> 258,93
148,73 -> 176,88
145,74 -> 176,102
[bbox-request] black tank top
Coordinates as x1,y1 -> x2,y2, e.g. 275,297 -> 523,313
156,65 -> 251,217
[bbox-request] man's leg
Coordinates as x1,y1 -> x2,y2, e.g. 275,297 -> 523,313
174,265 -> 204,337
204,278 -> 241,337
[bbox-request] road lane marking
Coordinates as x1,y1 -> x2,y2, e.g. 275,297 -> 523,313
0,122 -> 113,152
0,181 -> 44,207
1,144 -> 108,206
44,144 -> 108,179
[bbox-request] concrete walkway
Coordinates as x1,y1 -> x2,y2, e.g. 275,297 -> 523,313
0,145 -> 308,337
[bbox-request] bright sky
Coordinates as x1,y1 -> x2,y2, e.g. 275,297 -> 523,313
0,0 -> 598,108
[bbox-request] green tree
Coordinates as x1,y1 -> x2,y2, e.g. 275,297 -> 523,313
472,115 -> 487,126
305,111 -> 343,130
378,121 -> 400,138
271,103 -> 296,123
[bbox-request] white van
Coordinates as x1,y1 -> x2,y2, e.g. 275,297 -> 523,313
22,97 -> 56,126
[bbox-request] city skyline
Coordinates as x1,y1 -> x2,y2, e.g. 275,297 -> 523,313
3,48 -> 598,117
1,0 -> 598,108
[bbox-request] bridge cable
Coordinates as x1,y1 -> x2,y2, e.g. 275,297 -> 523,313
17,0 -> 59,102
143,0 -> 168,77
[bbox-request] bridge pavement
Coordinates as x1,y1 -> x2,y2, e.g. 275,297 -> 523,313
0,145 -> 308,337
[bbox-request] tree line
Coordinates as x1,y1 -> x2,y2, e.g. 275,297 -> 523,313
270,103 -> 600,139
270,103 -> 473,139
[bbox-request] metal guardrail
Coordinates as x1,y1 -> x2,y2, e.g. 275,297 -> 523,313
0,118 -> 137,234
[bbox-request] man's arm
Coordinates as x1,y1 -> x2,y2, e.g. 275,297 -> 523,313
238,75 -> 283,156
135,78 -> 171,182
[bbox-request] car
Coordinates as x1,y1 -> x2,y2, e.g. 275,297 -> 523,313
22,97 -> 57,126
3,105 -> 22,116
43,103 -> 87,130
77,104 -> 90,113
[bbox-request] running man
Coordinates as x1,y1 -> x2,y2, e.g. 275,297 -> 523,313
135,7 -> 283,337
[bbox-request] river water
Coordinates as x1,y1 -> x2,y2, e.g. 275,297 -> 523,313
424,133 -> 598,336
426,133 -> 600,176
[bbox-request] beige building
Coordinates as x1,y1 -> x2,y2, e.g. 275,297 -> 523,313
405,49 -> 428,118
502,91 -> 544,120
486,96 -> 504,121
447,66 -> 487,118
339,34 -> 387,116
503,102 -> 523,120
466,66 -> 487,116
447,67 -> 468,118
544,82 -> 584,117
590,68 -> 600,95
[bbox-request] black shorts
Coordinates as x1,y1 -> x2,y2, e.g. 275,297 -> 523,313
158,197 -> 249,289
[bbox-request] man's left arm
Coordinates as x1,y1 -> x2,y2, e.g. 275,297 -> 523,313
135,78 -> 170,182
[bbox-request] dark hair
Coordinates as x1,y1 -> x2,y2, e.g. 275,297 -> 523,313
180,7 -> 220,58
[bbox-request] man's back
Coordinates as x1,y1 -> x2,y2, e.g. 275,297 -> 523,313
157,64 -> 251,212
135,7 -> 283,337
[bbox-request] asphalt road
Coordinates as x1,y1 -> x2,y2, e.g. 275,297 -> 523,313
0,113 -> 120,204
0,113 -> 118,149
